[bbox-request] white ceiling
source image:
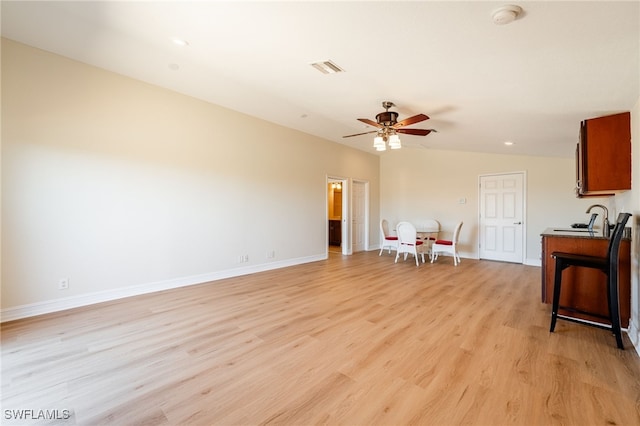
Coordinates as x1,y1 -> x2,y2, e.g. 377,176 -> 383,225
2,1 -> 639,158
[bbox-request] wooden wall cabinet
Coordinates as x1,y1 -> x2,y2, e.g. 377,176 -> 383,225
576,111 -> 631,197
541,233 -> 630,327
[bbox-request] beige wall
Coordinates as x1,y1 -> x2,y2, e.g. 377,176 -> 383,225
1,39 -> 380,316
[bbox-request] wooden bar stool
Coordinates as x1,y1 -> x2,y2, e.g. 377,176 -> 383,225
549,212 -> 631,349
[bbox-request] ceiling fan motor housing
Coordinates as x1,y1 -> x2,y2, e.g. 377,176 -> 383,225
376,111 -> 398,126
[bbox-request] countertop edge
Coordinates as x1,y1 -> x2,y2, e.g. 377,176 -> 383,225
541,228 -> 630,240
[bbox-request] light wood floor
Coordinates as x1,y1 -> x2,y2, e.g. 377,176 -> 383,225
3,251 -> 640,425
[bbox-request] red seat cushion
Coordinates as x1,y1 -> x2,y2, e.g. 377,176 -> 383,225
385,236 -> 398,241
435,239 -> 453,245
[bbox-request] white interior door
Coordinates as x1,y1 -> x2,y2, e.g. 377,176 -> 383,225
352,180 -> 366,252
479,173 -> 524,263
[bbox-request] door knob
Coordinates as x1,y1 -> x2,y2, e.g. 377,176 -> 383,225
514,221 -> 522,225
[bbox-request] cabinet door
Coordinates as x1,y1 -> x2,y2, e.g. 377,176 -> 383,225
577,112 -> 631,196
329,220 -> 341,246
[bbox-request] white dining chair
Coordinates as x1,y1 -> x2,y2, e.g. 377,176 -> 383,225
379,219 -> 398,255
431,221 -> 463,266
395,221 -> 425,266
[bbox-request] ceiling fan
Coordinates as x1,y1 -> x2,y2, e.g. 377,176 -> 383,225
343,101 -> 437,150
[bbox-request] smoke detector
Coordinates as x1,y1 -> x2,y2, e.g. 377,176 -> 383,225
492,5 -> 523,25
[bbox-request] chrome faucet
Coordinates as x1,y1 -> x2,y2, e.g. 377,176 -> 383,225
586,204 -> 610,237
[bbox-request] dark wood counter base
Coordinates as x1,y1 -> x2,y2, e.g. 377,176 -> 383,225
540,229 -> 630,328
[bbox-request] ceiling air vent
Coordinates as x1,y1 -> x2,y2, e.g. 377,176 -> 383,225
310,60 -> 345,74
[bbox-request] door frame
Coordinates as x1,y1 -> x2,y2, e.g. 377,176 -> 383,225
478,171 -> 527,264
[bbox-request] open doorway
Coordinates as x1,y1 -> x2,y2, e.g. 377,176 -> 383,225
327,177 -> 348,255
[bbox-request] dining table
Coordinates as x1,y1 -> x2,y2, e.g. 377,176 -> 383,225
415,227 -> 440,260
416,228 -> 440,240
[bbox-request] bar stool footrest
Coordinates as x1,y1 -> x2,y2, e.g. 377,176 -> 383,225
555,313 -> 613,331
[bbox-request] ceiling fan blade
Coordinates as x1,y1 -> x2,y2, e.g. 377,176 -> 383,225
397,128 -> 436,136
393,114 -> 429,128
357,118 -> 383,128
343,130 -> 378,138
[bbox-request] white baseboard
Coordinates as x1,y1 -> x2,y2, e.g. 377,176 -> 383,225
0,254 -> 325,323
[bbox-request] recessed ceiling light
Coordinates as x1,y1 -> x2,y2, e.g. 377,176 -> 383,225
504,141 -> 514,146
171,38 -> 189,47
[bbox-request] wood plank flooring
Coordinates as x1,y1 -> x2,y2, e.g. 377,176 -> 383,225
2,251 -> 640,425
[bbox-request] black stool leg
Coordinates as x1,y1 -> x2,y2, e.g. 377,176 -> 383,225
607,271 -> 624,349
550,257 -> 565,333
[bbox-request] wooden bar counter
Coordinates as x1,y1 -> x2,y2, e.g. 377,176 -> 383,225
540,229 -> 631,328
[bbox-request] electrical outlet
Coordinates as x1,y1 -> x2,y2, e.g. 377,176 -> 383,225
267,251 -> 275,259
58,278 -> 69,290
243,254 -> 249,262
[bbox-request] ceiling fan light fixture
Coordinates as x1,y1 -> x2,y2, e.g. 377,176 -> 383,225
389,134 -> 402,149
492,5 -> 522,25
373,136 -> 386,151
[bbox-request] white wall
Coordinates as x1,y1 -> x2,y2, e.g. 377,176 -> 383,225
1,39 -> 380,318
380,149 -> 610,265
